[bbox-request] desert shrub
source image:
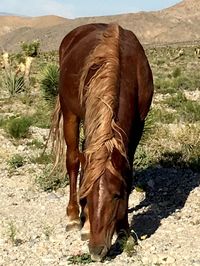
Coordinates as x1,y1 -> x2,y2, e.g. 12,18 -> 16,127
6,116 -> 32,139
67,253 -> 92,265
151,108 -> 178,124
154,77 -> 177,94
27,139 -> 44,149
21,40 -> 40,57
172,67 -> 181,78
180,100 -> 200,122
40,63 -> 59,106
31,153 -> 53,165
134,146 -> 154,170
36,166 -> 69,191
173,75 -> 192,90
31,106 -> 51,128
164,92 -> 200,122
164,91 -> 187,109
8,154 -> 24,169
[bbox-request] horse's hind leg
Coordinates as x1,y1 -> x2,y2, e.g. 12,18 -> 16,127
63,109 -> 81,230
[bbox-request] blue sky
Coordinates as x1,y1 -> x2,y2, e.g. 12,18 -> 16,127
0,0 -> 182,18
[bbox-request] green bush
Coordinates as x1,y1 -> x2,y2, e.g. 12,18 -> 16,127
67,253 -> 92,265
8,154 -> 24,169
40,63 -> 59,106
172,67 -> 181,78
21,40 -> 40,57
6,117 -> 32,139
36,166 -> 69,191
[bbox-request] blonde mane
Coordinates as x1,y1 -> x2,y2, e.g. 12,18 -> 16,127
79,23 -> 127,199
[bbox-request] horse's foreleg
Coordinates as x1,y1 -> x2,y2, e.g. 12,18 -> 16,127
116,198 -> 130,236
63,111 -> 81,230
80,199 -> 90,240
115,199 -> 130,251
79,155 -> 90,241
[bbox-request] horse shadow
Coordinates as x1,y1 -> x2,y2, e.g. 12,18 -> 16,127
130,162 -> 200,238
107,152 -> 200,259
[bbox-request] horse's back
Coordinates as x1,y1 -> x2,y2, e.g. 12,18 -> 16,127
59,23 -> 153,121
59,24 -> 109,116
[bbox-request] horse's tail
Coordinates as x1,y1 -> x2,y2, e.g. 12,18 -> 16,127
79,23 -> 127,199
47,96 -> 65,175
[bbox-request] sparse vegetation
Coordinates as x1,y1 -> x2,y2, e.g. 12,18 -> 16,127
0,44 -> 199,190
124,237 -> 137,257
27,139 -> 44,149
6,116 -> 32,139
31,153 -> 53,165
31,105 -> 51,128
7,221 -> 17,245
67,253 -> 93,265
21,40 -> 40,57
8,154 -> 24,169
35,166 -> 69,191
172,67 -> 181,78
43,225 -> 54,240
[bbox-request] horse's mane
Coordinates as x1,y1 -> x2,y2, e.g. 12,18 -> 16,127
79,23 -> 127,199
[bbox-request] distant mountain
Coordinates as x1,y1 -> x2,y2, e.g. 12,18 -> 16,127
0,0 -> 199,52
0,12 -> 17,16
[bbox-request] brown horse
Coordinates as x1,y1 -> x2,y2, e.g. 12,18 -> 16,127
51,23 -> 153,261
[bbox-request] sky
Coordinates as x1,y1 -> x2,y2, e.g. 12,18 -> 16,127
0,0 -> 182,18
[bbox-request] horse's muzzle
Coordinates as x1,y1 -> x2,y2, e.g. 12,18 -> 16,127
89,245 -> 108,261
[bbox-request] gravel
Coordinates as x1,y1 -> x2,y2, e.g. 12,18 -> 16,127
0,127 -> 200,266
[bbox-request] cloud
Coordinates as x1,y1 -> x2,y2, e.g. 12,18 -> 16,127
0,0 -> 74,18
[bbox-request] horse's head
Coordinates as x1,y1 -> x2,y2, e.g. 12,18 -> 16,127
87,165 -> 128,261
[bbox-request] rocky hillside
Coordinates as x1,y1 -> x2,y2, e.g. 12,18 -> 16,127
0,0 -> 200,51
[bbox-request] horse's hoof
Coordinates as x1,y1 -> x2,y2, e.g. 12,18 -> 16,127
81,230 -> 90,241
66,220 -> 81,231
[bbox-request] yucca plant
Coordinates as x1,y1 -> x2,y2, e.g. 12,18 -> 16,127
2,71 -> 25,96
1,52 -> 34,96
40,63 -> 59,106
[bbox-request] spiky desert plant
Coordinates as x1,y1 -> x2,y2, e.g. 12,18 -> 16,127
2,71 -> 25,96
2,52 -> 25,96
1,51 -> 34,96
40,63 -> 59,106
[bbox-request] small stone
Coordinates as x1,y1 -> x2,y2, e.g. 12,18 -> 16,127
41,256 -> 56,264
152,254 -> 159,264
0,239 -> 6,246
140,234 -> 148,240
141,257 -> 149,264
166,256 -> 176,264
159,254 -> 176,264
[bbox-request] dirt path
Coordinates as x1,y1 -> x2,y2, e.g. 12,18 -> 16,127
0,128 -> 200,266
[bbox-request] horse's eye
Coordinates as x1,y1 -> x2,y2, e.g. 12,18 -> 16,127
113,193 -> 121,200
